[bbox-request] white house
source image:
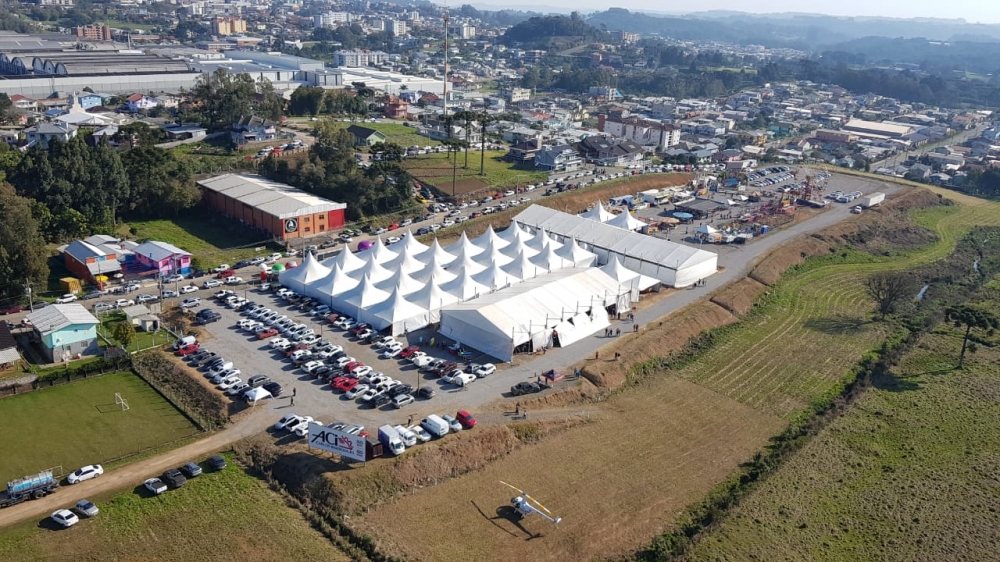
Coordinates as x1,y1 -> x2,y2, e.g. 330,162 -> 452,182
125,94 -> 159,112
24,122 -> 78,148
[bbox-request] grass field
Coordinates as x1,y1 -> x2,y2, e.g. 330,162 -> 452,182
97,312 -> 170,351
684,331 -> 1000,561
350,183 -> 1000,561
324,120 -> 441,148
403,150 -> 548,191
0,372 -> 200,480
124,212 -> 281,269
0,453 -> 351,562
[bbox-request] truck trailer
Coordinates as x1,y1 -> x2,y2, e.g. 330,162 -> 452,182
0,470 -> 59,508
860,192 -> 885,208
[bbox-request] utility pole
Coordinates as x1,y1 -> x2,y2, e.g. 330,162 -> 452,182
24,280 -> 32,312
442,3 -> 449,120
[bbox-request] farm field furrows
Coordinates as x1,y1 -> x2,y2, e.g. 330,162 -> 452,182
684,332 -> 1000,562
0,453 -> 351,562
351,190 -> 1000,562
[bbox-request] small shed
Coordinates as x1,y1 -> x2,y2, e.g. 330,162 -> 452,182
121,304 -> 159,332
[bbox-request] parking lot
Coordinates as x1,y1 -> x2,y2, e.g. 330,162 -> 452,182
185,287 -> 550,433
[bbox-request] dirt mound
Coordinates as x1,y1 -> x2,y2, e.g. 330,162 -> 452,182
710,277 -> 768,316
749,234 -> 834,286
578,301 -> 738,388
496,383 -> 604,412
883,187 -> 943,212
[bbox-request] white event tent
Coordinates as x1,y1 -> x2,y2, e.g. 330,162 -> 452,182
439,267 -> 624,362
278,252 -> 331,293
606,210 -> 647,231
516,205 -> 718,287
579,201 -> 615,222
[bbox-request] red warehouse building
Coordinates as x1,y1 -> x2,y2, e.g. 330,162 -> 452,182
197,174 -> 346,241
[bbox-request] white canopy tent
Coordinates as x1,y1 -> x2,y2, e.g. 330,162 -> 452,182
446,254 -> 487,277
439,268 -> 626,362
503,251 -> 542,281
386,249 -> 426,276
579,201 -> 614,222
367,288 -> 430,335
375,270 -> 424,295
408,279 -> 460,323
601,257 -> 659,303
526,227 -> 563,251
530,245 -> 569,273
365,237 -> 398,264
472,225 -> 509,250
497,222 -> 531,245
474,262 -> 520,292
516,205 -> 718,287
278,252 -> 331,293
335,275 -> 390,324
440,270 -> 489,302
354,258 -> 395,285
244,386 -> 272,405
475,245 -> 514,268
556,238 -> 598,267
606,210 -> 647,231
413,261 -> 457,284
396,231 -> 429,255
322,246 -> 366,274
445,232 -> 484,259
501,237 -> 540,260
304,264 -> 360,305
417,239 -> 456,265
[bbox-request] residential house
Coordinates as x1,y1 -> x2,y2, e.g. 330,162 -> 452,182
162,124 -> 207,140
383,96 -> 408,119
535,144 -> 582,172
0,130 -> 18,146
25,304 -> 100,363
0,322 -> 19,372
713,149 -> 744,162
75,93 -> 103,110
62,238 -> 123,284
232,115 -> 277,144
346,125 -> 387,146
133,240 -> 192,276
598,115 -> 680,151
9,94 -> 37,111
24,122 -> 78,149
575,136 -> 645,167
505,138 -> 541,166
125,94 -> 159,112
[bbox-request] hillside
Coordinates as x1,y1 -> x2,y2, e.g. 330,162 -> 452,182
500,13 -> 608,48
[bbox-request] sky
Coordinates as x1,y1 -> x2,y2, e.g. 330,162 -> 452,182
460,1 -> 1000,25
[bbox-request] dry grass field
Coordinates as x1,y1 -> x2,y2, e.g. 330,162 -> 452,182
346,186 -> 1000,562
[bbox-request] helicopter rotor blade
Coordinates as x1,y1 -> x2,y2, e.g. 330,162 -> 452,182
523,494 -> 552,515
499,481 -> 527,496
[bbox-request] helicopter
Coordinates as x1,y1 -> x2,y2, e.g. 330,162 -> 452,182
500,481 -> 562,525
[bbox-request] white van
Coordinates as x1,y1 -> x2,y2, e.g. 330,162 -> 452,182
421,415 -> 450,438
172,335 -> 196,350
393,425 -> 418,447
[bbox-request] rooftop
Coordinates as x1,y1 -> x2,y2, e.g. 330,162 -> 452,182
197,174 -> 346,220
26,304 -> 99,337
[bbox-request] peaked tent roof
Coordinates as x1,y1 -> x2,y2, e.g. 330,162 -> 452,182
526,227 -> 563,251
530,244 -> 569,272
606,210 -> 646,231
556,237 -> 598,267
279,251 -> 331,292
579,201 -> 614,222
322,246 -> 366,274
417,238 -> 456,265
353,257 -> 395,285
503,251 -> 541,281
376,270 -> 424,295
497,222 -> 531,245
474,262 -> 520,291
475,245 -> 514,268
397,231 -> 429,255
387,248 -> 426,276
472,225 -> 509,250
340,274 -> 391,311
413,262 -> 458,285
439,270 -> 489,301
367,237 -> 399,264
446,254 -> 487,277
408,278 -> 460,310
367,288 -> 429,334
600,256 -> 640,284
306,263 -> 360,303
501,237 -> 540,259
445,231 -> 485,261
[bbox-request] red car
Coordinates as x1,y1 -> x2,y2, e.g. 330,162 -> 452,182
0,304 -> 24,315
349,323 -> 370,336
177,343 -> 201,356
284,344 -> 309,357
257,328 -> 279,339
343,360 -> 363,373
456,410 -> 477,429
334,377 -> 359,393
387,222 -> 399,231
399,346 -> 420,358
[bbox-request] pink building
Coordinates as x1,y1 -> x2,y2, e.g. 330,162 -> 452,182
133,241 -> 192,276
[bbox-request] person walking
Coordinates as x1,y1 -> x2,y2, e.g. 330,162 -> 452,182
407,415 -> 413,426
290,395 -> 295,406
515,402 -> 521,415
616,327 -> 621,337
292,387 -> 297,397
595,350 -> 600,360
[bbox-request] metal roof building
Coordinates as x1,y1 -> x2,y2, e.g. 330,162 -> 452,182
197,174 -> 347,242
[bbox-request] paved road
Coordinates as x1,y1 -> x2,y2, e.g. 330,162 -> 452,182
0,171 -> 905,528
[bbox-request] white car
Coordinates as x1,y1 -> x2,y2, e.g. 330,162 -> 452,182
180,297 -> 201,308
408,425 -> 432,443
351,365 -> 373,378
217,376 -> 243,390
298,334 -> 320,346
51,509 -> 80,528
203,279 -> 222,289
301,360 -> 324,374
274,413 -> 304,431
359,387 -> 384,402
114,299 -> 135,308
226,382 -> 250,396
267,253 -> 282,262
373,336 -> 396,349
163,274 -> 185,283
144,478 -> 167,495
55,294 -> 78,304
455,372 -> 477,386
224,276 -> 244,285
212,264 -> 231,273
474,363 -> 497,378
285,416 -> 314,434
503,190 -> 515,197
161,289 -> 179,298
250,256 -> 267,265
381,346 -> 403,359
345,384 -> 369,399
285,249 -> 300,257
334,356 -> 356,369
67,464 -> 104,484
270,337 -> 290,349
179,285 -> 199,294
136,294 -> 158,304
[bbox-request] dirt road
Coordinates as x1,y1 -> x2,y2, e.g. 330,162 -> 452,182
0,407 -> 274,529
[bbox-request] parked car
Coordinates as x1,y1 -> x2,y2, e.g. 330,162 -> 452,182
55,294 -> 78,304
74,499 -> 99,518
510,381 -> 542,396
179,462 -> 202,478
161,468 -> 187,489
0,304 -> 24,314
179,285 -> 199,294
442,414 -> 464,432
136,294 -> 158,304
67,464 -> 104,484
474,363 -> 497,378
456,410 -> 477,429
51,509 -> 80,528
180,297 -> 201,308
144,477 -> 167,495
203,279 -> 222,289
247,375 -> 271,388
206,455 -> 227,470
263,381 -> 283,397
417,386 -> 436,399
177,343 -> 201,356
392,394 -> 415,408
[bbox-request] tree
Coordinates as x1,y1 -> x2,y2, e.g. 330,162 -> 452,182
0,183 -> 49,300
289,86 -> 325,116
865,271 -> 914,320
112,321 -> 136,349
945,306 -> 999,369
477,111 -> 496,176
191,69 -> 283,131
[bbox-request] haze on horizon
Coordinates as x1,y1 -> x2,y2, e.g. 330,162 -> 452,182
460,1 -> 1000,25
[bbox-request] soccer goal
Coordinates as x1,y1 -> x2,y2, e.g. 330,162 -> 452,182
115,392 -> 130,412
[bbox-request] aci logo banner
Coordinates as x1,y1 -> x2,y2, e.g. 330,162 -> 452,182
307,423 -> 366,462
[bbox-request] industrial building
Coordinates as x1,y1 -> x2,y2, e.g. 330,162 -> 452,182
841,119 -> 914,139
197,174 -> 347,242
